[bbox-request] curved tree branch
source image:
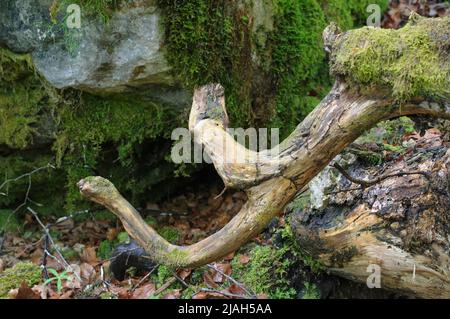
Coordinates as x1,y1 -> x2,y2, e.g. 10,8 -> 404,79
78,16 -> 450,269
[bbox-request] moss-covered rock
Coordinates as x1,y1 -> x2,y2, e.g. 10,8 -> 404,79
1,1 -> 400,220
0,262 -> 42,298
158,0 -> 392,138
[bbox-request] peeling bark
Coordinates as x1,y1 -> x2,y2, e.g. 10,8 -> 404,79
292,141 -> 450,298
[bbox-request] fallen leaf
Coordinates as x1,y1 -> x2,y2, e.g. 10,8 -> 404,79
131,283 -> 156,299
203,272 -> 219,288
13,282 -> 41,299
193,291 -> 229,299
228,284 -> 247,296
223,251 -> 235,261
239,254 -> 250,264
177,268 -> 192,280
58,290 -> 74,299
212,263 -> 232,283
163,289 -> 181,299
106,228 -> 119,241
80,262 -> 96,283
81,246 -> 99,264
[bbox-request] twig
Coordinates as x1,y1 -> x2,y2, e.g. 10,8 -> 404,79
27,207 -> 81,282
207,264 -> 256,298
0,163 -> 55,233
0,163 -> 54,192
332,163 -> 431,189
41,233 -> 50,280
214,187 -> 227,200
152,276 -> 177,296
173,272 -> 189,289
131,265 -> 158,292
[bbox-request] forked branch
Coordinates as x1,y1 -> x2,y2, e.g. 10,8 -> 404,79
79,16 -> 450,269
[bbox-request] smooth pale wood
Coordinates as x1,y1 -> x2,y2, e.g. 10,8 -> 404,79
78,83 -> 449,268
78,18 -> 450,296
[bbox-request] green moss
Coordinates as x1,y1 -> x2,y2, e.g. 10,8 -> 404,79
358,116 -> 416,146
52,0 -> 123,24
98,240 -> 114,259
117,231 -> 130,244
55,91 -> 183,210
331,15 -> 450,102
159,226 -> 180,244
267,0 -> 328,138
231,244 -> 296,299
318,0 -> 389,30
0,262 -> 42,298
152,264 -> 173,287
100,291 -> 118,299
0,210 -> 22,233
159,0 -> 387,139
0,48 -> 57,150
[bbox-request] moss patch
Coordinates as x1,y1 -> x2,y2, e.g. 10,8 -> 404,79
318,0 -> 389,30
0,262 -> 42,298
232,245 -> 296,299
0,48 -> 57,150
159,0 -> 390,139
331,15 -> 450,102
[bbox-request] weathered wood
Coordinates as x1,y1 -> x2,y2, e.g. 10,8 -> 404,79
78,16 -> 450,296
291,143 -> 450,298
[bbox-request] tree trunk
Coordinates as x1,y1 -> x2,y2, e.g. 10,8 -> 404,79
291,135 -> 450,298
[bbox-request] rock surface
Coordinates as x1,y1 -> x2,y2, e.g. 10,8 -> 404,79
0,1 -> 187,98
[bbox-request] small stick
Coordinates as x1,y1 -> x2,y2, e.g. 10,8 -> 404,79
152,276 -> 177,296
332,163 -> 431,189
27,207 -> 82,282
131,265 -> 158,292
207,264 -> 256,298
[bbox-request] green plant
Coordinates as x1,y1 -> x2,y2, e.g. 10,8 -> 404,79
301,282 -> 321,299
43,268 -> 72,293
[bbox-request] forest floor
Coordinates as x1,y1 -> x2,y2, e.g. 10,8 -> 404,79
2,116 -> 446,299
0,173 -> 262,299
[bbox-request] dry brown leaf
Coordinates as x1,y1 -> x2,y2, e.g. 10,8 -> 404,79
13,282 -> 41,299
81,246 -> 99,264
131,283 -> 156,299
106,228 -> 119,241
177,268 -> 192,280
203,272 -> 219,288
238,254 -> 250,264
212,263 -> 232,283
30,248 -> 44,265
193,291 -> 229,299
223,251 -> 235,261
162,289 -> 181,299
228,284 -> 247,297
58,290 -> 74,299
80,262 -> 97,283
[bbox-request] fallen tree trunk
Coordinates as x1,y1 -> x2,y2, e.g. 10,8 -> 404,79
78,15 -> 450,297
291,133 -> 450,298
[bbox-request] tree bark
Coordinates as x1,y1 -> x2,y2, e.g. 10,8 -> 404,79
291,140 -> 450,298
77,16 -> 450,296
